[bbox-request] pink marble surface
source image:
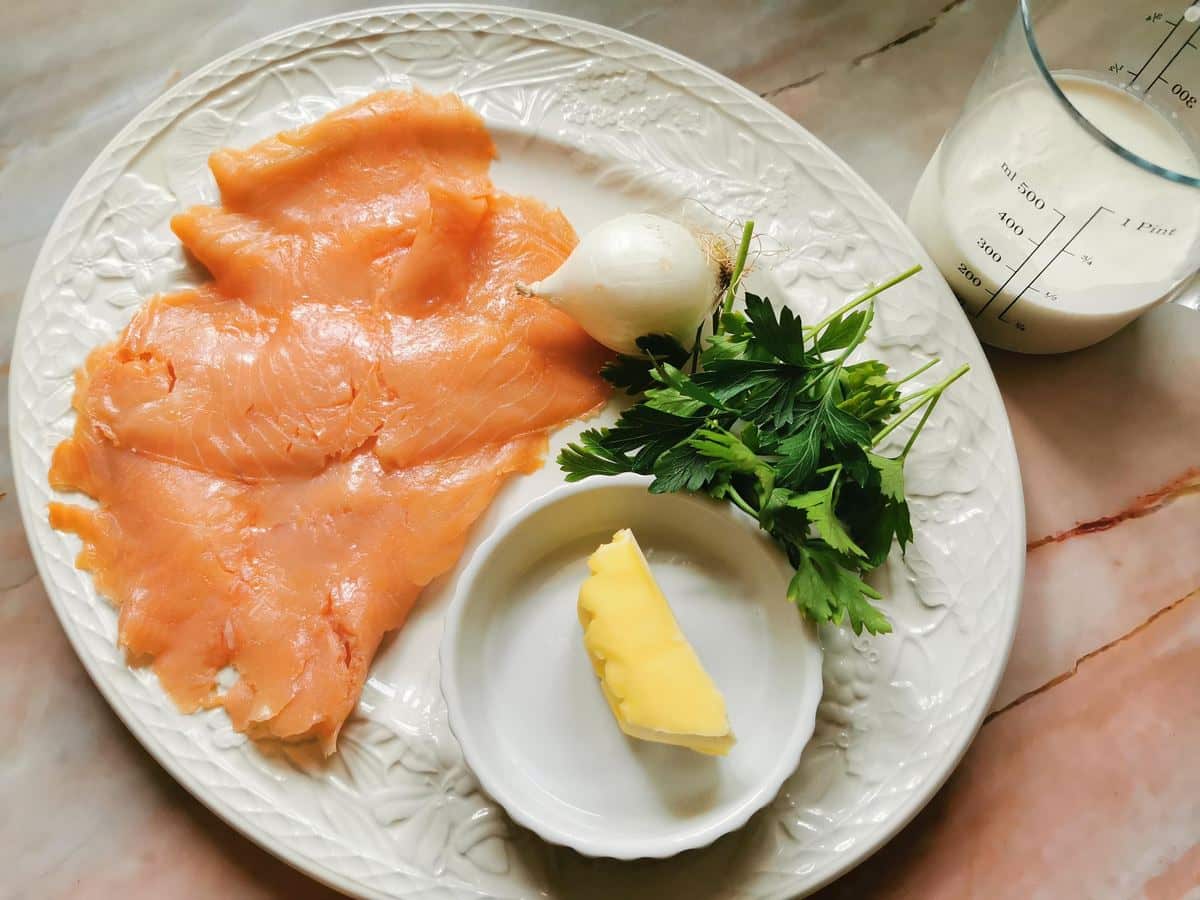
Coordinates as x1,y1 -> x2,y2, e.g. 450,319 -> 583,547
2,1 -> 1199,898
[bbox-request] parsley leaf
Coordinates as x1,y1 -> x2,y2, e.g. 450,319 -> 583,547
651,443 -> 722,494
603,405 -> 712,474
868,452 -> 906,501
773,424 -> 821,486
648,363 -> 727,411
789,545 -> 891,635
838,361 -> 902,425
772,392 -> 871,488
695,358 -> 816,429
558,429 -> 635,481
600,334 -> 691,395
815,304 -> 875,353
687,426 -> 763,475
642,386 -> 708,417
837,457 -> 913,567
702,311 -> 752,362
785,480 -> 867,559
743,292 -> 809,365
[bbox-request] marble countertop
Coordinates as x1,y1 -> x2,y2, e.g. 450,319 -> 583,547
3,1 -> 1198,897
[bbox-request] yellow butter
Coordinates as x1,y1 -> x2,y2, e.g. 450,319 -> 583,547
578,529 -> 734,756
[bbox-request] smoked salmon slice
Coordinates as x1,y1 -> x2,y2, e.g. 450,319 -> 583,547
48,90 -> 610,752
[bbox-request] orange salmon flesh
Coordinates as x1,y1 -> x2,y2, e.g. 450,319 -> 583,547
48,91 -> 610,752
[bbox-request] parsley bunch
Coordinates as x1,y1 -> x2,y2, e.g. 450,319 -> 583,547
558,222 -> 968,635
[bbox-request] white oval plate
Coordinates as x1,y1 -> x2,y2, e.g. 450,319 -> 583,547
441,474 -> 823,860
10,6 -> 1024,898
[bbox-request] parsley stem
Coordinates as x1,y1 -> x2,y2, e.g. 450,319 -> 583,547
827,463 -> 843,492
726,485 -> 759,519
804,264 -> 922,337
896,362 -> 971,405
894,358 -> 939,386
872,394 -> 932,447
829,301 -> 876,368
900,395 -> 939,459
924,362 -> 970,395
719,220 -> 756,322
872,363 -> 969,447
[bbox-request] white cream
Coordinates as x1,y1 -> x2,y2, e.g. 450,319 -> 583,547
909,73 -> 1200,353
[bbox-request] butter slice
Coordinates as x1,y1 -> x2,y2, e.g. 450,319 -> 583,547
578,529 -> 734,756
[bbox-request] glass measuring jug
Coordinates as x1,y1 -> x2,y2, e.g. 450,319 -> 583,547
908,0 -> 1200,354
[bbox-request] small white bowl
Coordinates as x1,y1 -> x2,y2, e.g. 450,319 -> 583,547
440,473 -> 823,859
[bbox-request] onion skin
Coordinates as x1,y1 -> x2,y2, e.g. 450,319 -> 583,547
524,213 -> 720,355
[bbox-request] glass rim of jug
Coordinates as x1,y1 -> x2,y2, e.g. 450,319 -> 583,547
1020,0 -> 1200,190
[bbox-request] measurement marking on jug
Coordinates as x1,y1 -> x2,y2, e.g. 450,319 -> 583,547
998,211 -> 1026,237
973,207 -> 1066,319
956,263 -> 983,288
1147,22 -> 1200,94
1017,181 -> 1046,209
1129,13 -> 1184,85
998,206 -> 1112,322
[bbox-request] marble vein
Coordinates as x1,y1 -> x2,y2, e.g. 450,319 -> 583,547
760,0 -> 973,98
985,588 -> 1199,724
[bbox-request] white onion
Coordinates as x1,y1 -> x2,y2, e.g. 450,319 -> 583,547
521,213 -> 724,355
